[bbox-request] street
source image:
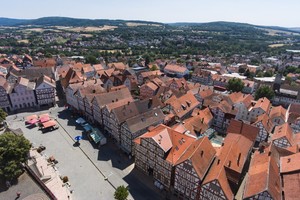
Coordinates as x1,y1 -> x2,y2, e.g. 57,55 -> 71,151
6,106 -> 164,200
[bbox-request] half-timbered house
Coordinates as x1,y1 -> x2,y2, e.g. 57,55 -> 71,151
134,124 -> 195,190
243,145 -> 281,200
173,137 -> 216,200
252,113 -> 274,143
200,120 -> 259,200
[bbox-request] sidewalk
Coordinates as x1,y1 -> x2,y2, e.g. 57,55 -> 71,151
56,109 -> 165,200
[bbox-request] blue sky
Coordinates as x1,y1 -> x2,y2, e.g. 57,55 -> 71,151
1,0 -> 299,27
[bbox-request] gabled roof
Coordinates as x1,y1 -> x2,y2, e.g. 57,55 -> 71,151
183,108 -> 213,137
253,97 -> 271,113
280,152 -> 300,200
140,70 -> 163,79
124,108 -> 165,133
253,113 -> 274,133
92,86 -> 132,108
243,145 -> 281,200
203,120 -> 259,199
176,137 -> 216,180
269,106 -> 287,122
280,152 -> 300,174
165,91 -> 200,119
228,92 -> 254,108
10,66 -> 55,81
36,75 -> 55,88
271,123 -> 297,146
164,64 -> 188,73
112,97 -> 163,124
108,62 -> 127,71
135,124 -> 195,165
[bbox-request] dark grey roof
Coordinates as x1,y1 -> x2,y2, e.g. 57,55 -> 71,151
10,67 -> 55,81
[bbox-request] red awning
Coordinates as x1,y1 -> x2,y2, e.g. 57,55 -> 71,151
29,119 -> 39,124
42,120 -> 57,128
26,115 -> 38,122
40,116 -> 50,123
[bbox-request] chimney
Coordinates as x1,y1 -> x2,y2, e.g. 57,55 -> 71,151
268,151 -> 271,156
228,161 -> 231,168
237,153 -> 241,166
148,98 -> 153,108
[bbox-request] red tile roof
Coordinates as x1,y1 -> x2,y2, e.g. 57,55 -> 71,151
164,64 -> 188,73
135,124 -> 195,165
280,152 -> 300,200
165,91 -> 200,119
269,105 -> 287,122
243,145 -> 281,200
175,137 -> 216,180
202,120 -> 259,200
253,113 -> 274,133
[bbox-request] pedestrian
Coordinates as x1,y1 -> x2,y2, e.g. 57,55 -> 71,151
16,191 -> 21,198
5,181 -> 11,188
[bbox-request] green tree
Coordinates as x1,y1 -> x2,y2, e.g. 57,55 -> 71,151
255,86 -> 275,100
0,108 -> 7,124
227,78 -> 245,92
285,76 -> 293,85
0,132 -> 31,180
85,55 -> 98,65
150,65 -> 158,71
263,70 -> 273,77
114,185 -> 129,200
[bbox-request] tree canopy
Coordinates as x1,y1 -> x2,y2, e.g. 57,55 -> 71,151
227,78 -> 245,92
0,132 -> 31,180
254,86 -> 275,100
114,185 -> 129,200
0,108 -> 7,124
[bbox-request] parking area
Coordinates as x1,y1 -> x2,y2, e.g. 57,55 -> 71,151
6,106 -> 165,200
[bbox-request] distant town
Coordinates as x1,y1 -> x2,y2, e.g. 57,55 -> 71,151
0,18 -> 300,200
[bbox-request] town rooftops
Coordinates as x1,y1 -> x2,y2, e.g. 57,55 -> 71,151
92,86 -> 132,108
252,97 -> 271,113
108,62 -> 127,71
280,152 -> 300,200
243,145 -> 281,200
165,91 -> 199,119
135,124 -> 195,165
124,108 -> 165,134
269,105 -> 287,122
164,64 -> 188,73
228,92 -> 253,108
182,108 -> 213,138
202,120 -> 259,199
253,113 -> 274,133
36,75 -> 56,88
271,123 -> 300,146
175,137 -> 216,180
112,97 -> 163,124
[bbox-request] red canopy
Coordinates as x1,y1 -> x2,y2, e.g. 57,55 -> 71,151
42,120 -> 57,128
40,116 -> 50,123
26,115 -> 38,122
29,119 -> 39,124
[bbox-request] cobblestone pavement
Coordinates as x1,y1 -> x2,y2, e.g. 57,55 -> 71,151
6,106 -> 165,200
